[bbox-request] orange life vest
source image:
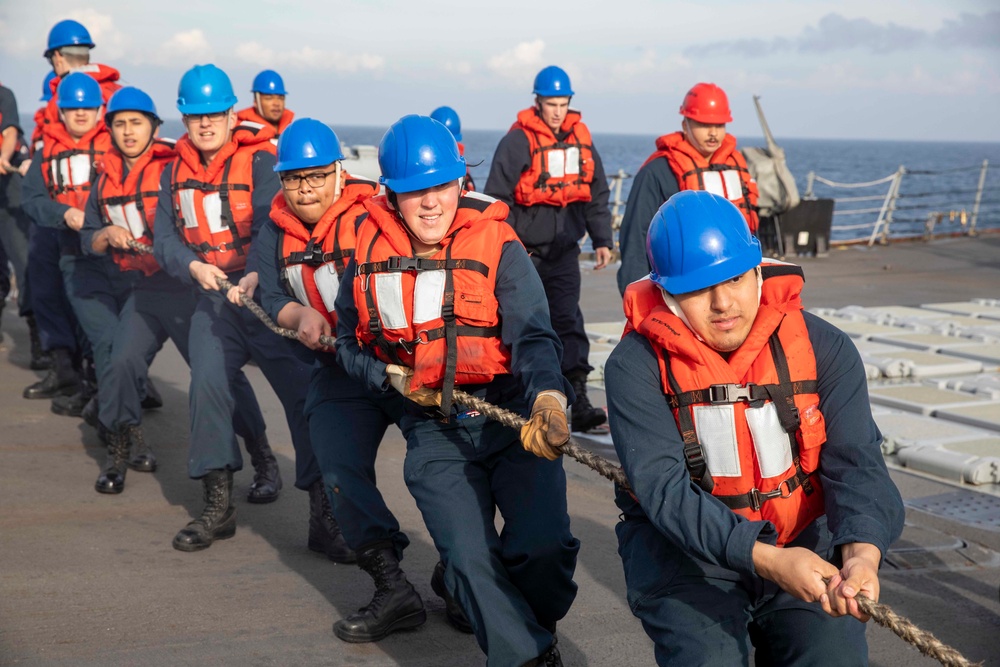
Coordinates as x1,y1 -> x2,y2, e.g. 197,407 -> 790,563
42,64 -> 122,130
236,106 -> 295,137
511,108 -> 594,207
40,119 -> 110,209
170,122 -> 277,273
622,262 -> 826,545
31,107 -> 46,156
643,132 -> 760,233
94,139 -> 177,276
354,192 -> 518,411
271,175 -> 378,327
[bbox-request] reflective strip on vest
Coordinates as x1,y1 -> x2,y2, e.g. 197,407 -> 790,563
284,264 -> 309,308
545,147 -> 580,178
745,402 -> 794,479
51,155 -> 92,188
373,269 -> 448,330
103,202 -> 146,239
314,263 -> 341,312
178,190 -> 227,234
284,263 -> 341,313
702,170 -> 745,202
692,405 -> 741,477
412,270 -> 445,324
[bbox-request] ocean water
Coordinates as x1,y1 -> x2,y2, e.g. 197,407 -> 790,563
159,120 -> 1000,243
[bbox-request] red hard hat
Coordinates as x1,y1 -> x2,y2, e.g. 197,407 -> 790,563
679,83 -> 732,124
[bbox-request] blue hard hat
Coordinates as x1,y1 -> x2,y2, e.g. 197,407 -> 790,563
274,118 -> 345,172
429,106 -> 462,142
56,72 -> 103,109
176,64 -> 238,115
251,70 -> 287,95
646,191 -> 761,295
40,71 -> 57,102
533,66 -> 574,97
106,87 -> 160,122
45,19 -> 95,57
378,115 -> 467,194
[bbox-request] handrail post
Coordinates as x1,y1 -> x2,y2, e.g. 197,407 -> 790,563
867,167 -> 904,247
805,171 -> 815,199
969,159 -> 988,236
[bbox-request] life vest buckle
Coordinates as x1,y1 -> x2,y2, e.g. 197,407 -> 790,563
709,383 -> 755,404
387,256 -> 420,272
748,479 -> 794,512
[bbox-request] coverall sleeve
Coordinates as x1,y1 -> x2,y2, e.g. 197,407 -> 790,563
483,130 -> 530,207
806,312 -> 905,556
79,185 -> 103,255
334,257 -> 391,393
606,331 -> 776,578
245,151 -> 280,276
0,87 -> 22,135
152,166 -> 199,285
494,241 -> 573,406
255,220 -> 295,322
583,146 -> 614,250
22,150 -> 71,228
616,158 -> 678,296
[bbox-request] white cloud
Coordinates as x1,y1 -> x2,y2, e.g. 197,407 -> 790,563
235,41 -> 384,73
487,39 -> 546,81
0,19 -> 33,57
160,29 -> 213,63
66,9 -> 128,61
444,61 -> 473,75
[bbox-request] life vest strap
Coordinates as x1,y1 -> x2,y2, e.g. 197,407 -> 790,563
170,180 -> 251,194
185,236 -> 253,255
281,246 -> 353,268
667,380 -> 818,410
714,468 -> 814,512
356,256 -> 490,277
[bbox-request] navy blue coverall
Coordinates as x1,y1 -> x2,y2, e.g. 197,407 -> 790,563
605,310 -> 905,666
153,147 -> 320,486
335,237 -> 580,667
20,150 -> 84,357
615,156 -> 679,295
484,123 -> 613,378
0,86 -> 33,319
79,174 -> 266,443
256,219 -> 408,557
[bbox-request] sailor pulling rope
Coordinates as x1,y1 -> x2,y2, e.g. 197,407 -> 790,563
125,238 -> 979,667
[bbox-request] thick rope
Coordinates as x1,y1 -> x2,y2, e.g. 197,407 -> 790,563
451,389 -> 631,488
126,238 -> 978,667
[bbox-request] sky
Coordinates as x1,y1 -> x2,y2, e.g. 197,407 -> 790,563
1,0 -> 998,142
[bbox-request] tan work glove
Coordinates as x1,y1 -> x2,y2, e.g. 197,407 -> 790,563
385,364 -> 442,407
519,391 -> 570,460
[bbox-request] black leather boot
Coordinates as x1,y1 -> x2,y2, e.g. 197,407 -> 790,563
51,356 -> 96,416
140,378 -> 163,410
431,561 -> 473,633
80,394 -> 99,428
173,470 -> 237,552
567,371 -> 607,432
95,426 -> 130,494
23,347 -> 80,399
333,547 -> 426,642
245,435 -> 282,503
27,315 -> 52,371
308,480 -> 356,563
523,641 -> 562,667
126,424 -> 156,472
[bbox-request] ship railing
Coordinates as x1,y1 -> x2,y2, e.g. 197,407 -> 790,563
805,160 -> 994,246
608,168 -> 632,231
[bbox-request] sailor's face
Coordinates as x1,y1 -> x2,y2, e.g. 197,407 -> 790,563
394,181 -> 461,250
110,111 -> 154,159
675,268 -> 759,352
683,119 -> 727,159
537,96 -> 570,133
281,162 -> 340,225
256,93 -> 286,124
184,109 -> 235,156
61,107 -> 99,140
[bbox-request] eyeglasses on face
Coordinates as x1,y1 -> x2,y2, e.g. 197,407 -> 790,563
183,111 -> 229,124
280,170 -> 337,190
